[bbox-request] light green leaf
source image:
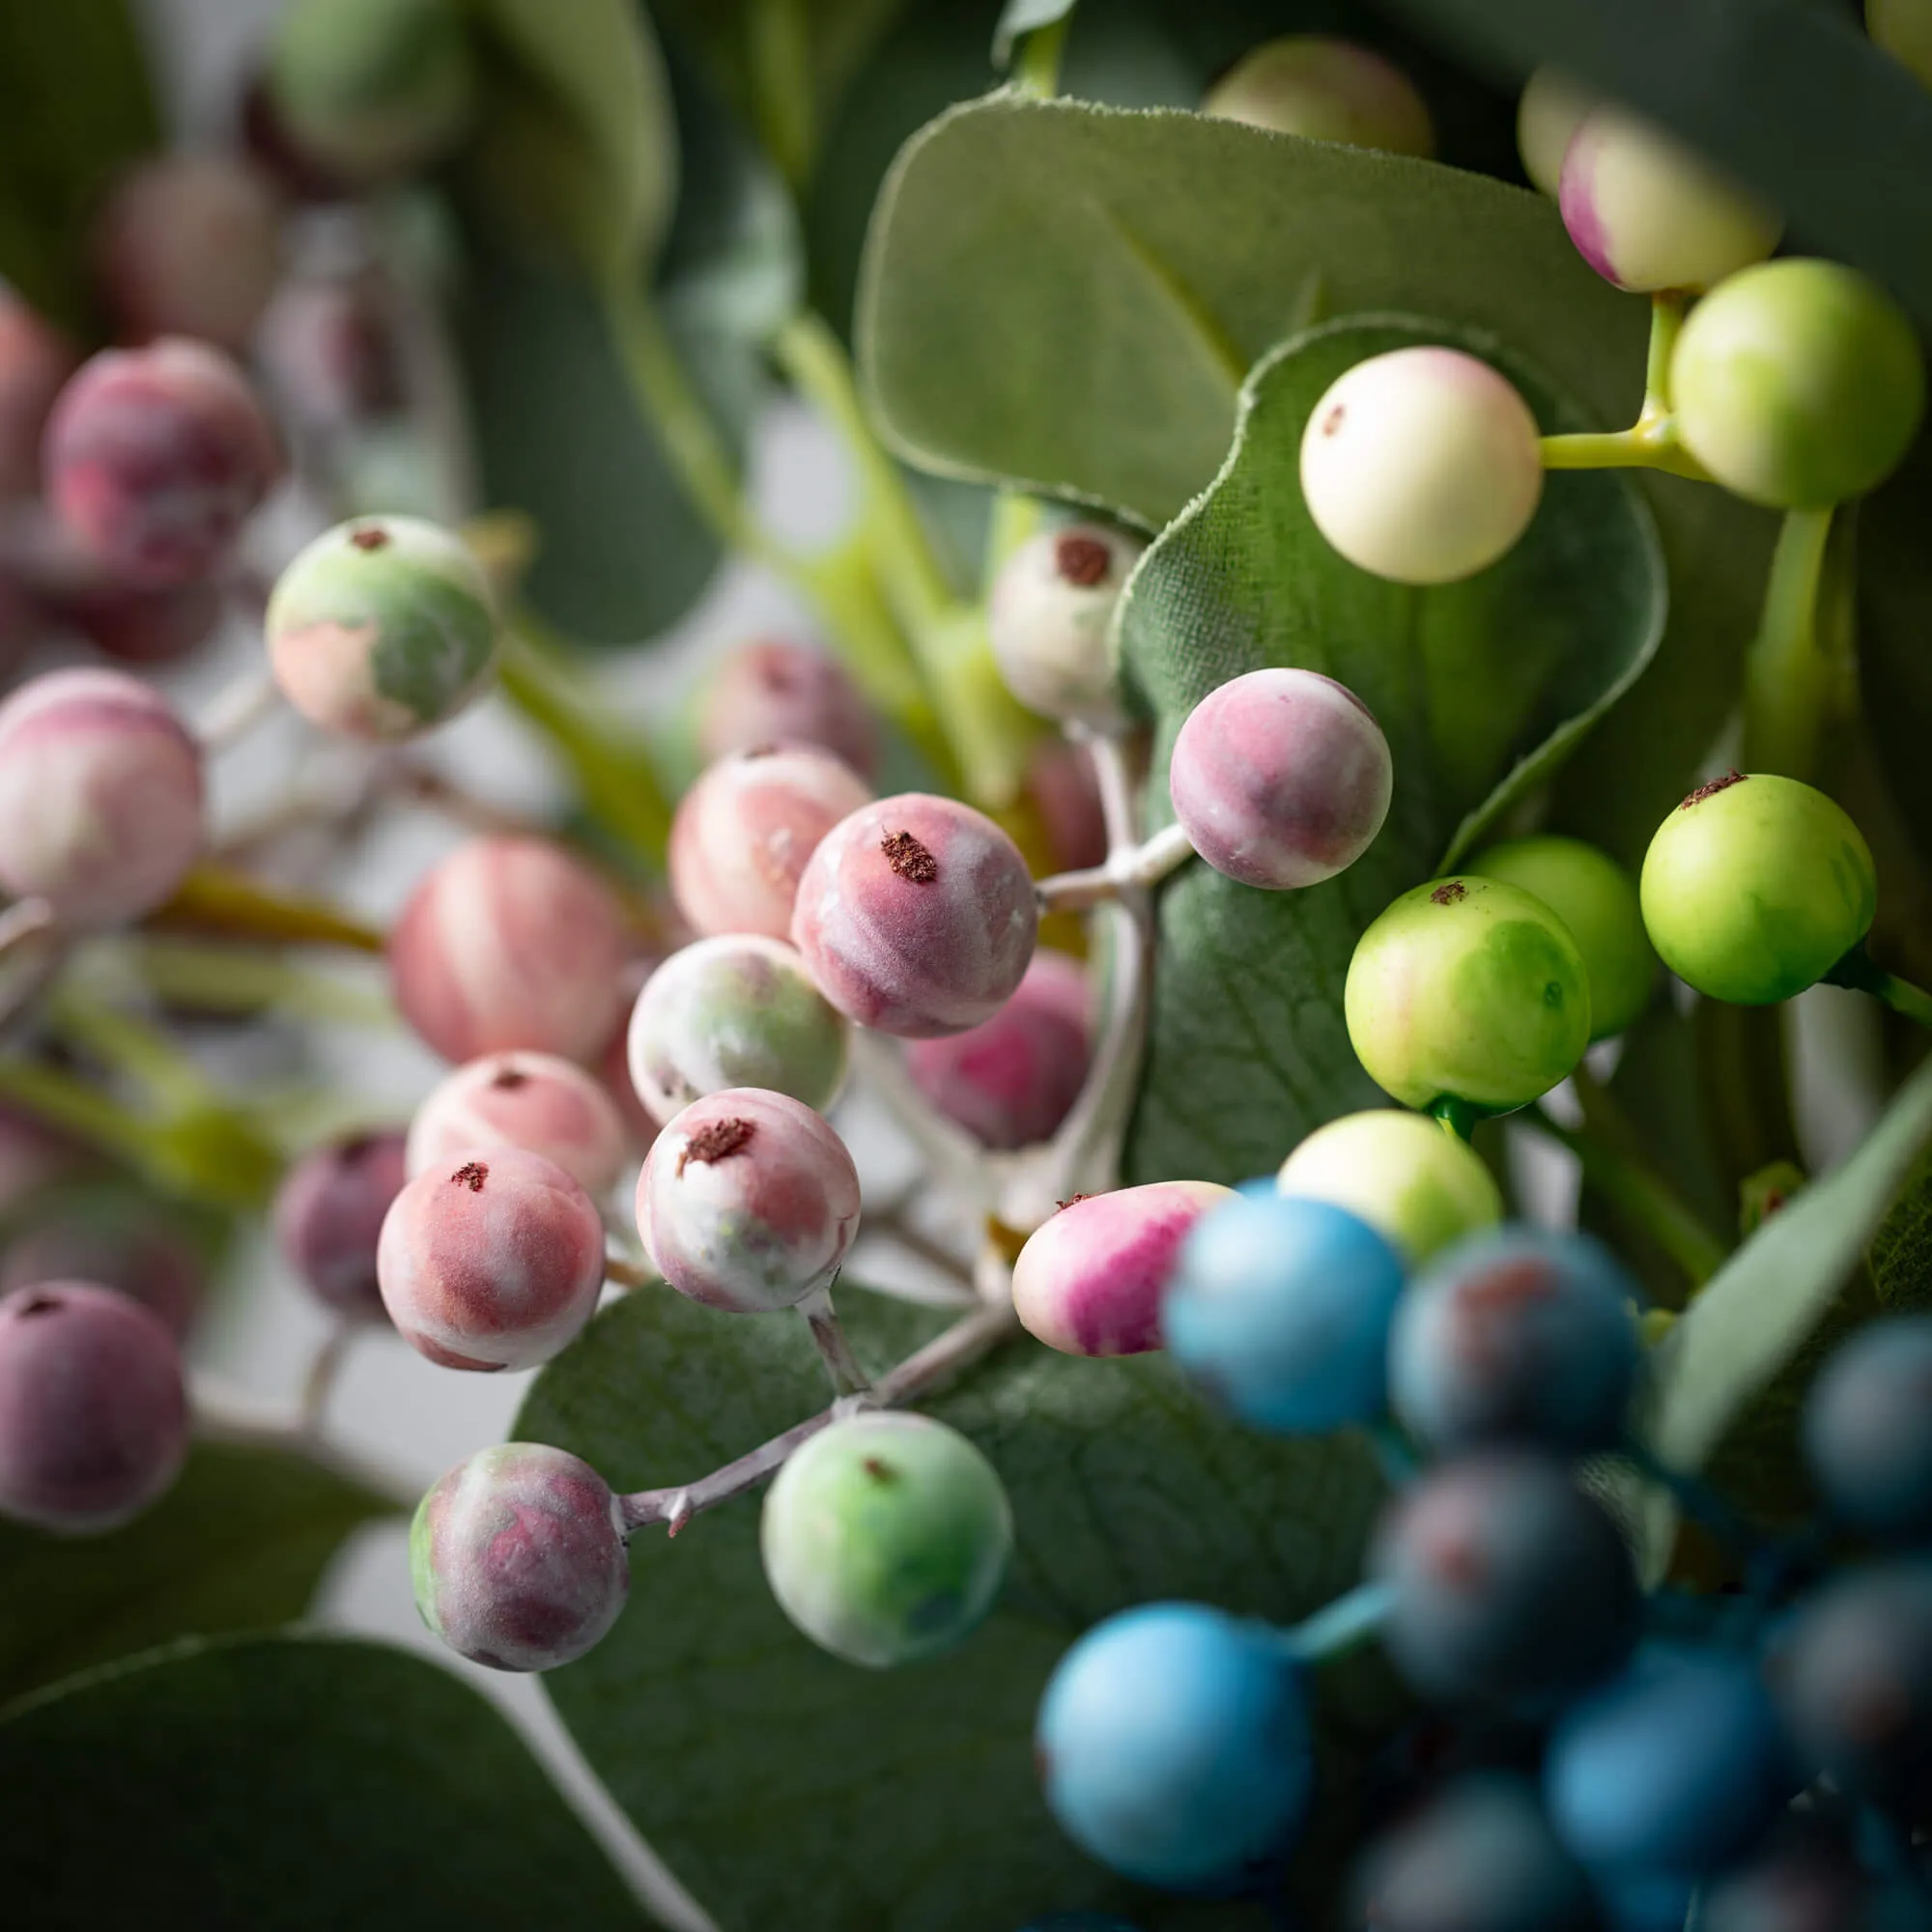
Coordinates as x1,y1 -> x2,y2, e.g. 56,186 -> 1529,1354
520,1284 -> 1390,1930
1115,318 -> 1664,1183
0,1634 -> 645,1928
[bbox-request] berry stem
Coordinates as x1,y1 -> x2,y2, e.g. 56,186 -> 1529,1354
1640,291 -> 1687,417
1538,418 -> 1710,480
1012,15 -> 1072,98
603,1252 -> 658,1292
1740,506 -> 1840,780
195,668 -> 283,753
297,1322 -> 354,1435
1824,942 -> 1932,1029
1277,1579 -> 1395,1665
797,1287 -> 873,1399
1429,1095 -> 1480,1143
153,863 -> 388,954
1034,822 -> 1194,911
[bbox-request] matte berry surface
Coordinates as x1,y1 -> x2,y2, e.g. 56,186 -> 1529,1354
408,1053 -> 628,1196
0,1210 -> 203,1339
1205,36 -> 1434,155
697,638 -> 878,778
1517,68 -> 1595,198
274,1130 -> 410,1322
986,522 -> 1143,727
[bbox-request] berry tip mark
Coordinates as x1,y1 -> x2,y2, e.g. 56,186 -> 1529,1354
880,829 -> 939,883
450,1160 -> 489,1192
676,1116 -> 756,1177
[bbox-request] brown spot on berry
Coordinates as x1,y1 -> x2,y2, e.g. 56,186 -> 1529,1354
677,1117 -> 755,1176
451,1161 -> 489,1192
1055,532 -> 1112,587
881,830 -> 938,883
742,743 -> 780,760
1055,1194 -> 1092,1212
1682,770 -> 1747,809
1430,880 -> 1468,905
1322,404 -> 1347,436
490,1065 -> 530,1091
339,1133 -> 381,1163
13,1293 -> 61,1319
861,1457 -> 897,1484
350,525 -> 389,552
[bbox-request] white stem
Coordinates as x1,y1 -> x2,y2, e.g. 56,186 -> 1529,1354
298,1323 -> 355,1435
1034,822 -> 1194,911
604,1251 -> 658,1291
196,669 -> 283,753
797,1286 -> 872,1398
847,1028 -> 995,1210
1087,729 -> 1141,859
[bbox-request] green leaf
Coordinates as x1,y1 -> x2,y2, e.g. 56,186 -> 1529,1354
1115,317 -> 1664,1182
1868,1140 -> 1932,1316
0,1440 -> 399,1705
0,1634 -> 644,1928
519,1284 -> 1390,1930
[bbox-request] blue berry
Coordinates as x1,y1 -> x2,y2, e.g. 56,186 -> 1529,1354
1373,1454 -> 1639,1704
1035,1602 -> 1313,1892
1388,1228 -> 1642,1456
1163,1192 -> 1406,1433
1804,1316 -> 1932,1545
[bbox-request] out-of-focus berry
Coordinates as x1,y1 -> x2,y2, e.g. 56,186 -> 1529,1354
53,574 -> 225,667
0,1207 -> 202,1338
0,290 -> 77,498
1024,737 -> 1108,873
1205,37 -> 1435,156
696,638 -> 878,780
408,1052 -> 628,1196
259,270 -> 406,431
1805,1316 -> 1932,1545
273,1129 -> 410,1323
986,524 -> 1144,728
1871,0 -> 1932,87
1517,69 -> 1595,198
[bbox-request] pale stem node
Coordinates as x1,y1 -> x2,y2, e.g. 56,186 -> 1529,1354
196,668 -> 284,753
797,1284 -> 873,1399
298,1321 -> 355,1435
1034,822 -> 1194,912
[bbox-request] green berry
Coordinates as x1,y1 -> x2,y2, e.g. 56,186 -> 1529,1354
1345,876 -> 1592,1114
760,1411 -> 1012,1668
1638,772 -> 1876,1006
1869,0 -> 1932,90
1204,38 -> 1435,157
1517,68 -> 1594,199
1468,836 -> 1655,1040
1276,1108 -> 1504,1264
1670,260 -> 1926,508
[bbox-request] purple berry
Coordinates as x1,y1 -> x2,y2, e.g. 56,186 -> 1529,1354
0,1210 -> 202,1338
407,1051 -> 628,1196
259,270 -> 407,430
0,1281 -> 188,1532
987,523 -> 1144,727
1025,737 -> 1108,872
389,835 -> 629,1065
905,948 -> 1091,1150
0,668 -> 204,926
1012,1180 -> 1234,1357
272,1129 -> 410,1321
668,745 -> 872,943
53,574 -> 226,666
1169,668 -> 1393,890
411,1441 -> 627,1672
636,1089 -> 861,1314
376,1147 -> 606,1370
43,338 -> 282,587
0,291 -> 77,499
791,792 -> 1038,1037
697,638 -> 879,779
1805,1316 -> 1932,1544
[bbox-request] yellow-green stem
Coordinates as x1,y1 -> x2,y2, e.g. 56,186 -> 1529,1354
1014,16 -> 1072,97
1740,506 -> 1837,780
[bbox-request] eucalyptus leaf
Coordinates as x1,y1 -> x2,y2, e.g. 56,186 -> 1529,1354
1868,1141 -> 1932,1315
0,1634 -> 644,1929
1115,317 -> 1664,1182
520,1283 -> 1390,1930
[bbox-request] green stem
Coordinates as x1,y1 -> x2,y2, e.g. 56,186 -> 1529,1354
1824,943 -> 1932,1028
1013,16 -> 1072,98
1740,506 -> 1837,779
1430,1095 -> 1480,1143
1539,419 -> 1711,481
47,990 -> 214,1115
1640,292 -> 1687,416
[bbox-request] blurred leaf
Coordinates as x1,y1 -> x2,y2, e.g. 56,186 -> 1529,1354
0,1634 -> 644,1928
1860,421 -> 1932,871
1869,1141 -> 1932,1313
520,1283 -> 1388,1930
150,865 -> 387,955
0,1441 -> 397,1706
1117,318 -> 1664,1182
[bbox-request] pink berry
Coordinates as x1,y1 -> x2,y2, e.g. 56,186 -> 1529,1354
697,638 -> 878,779
388,835 -> 628,1065
1025,737 -> 1108,872
92,156 -> 284,354
636,1089 -> 861,1314
0,1211 -> 203,1339
595,964 -> 662,1153
56,575 -> 226,666
408,1051 -> 628,1195
0,291 -> 77,499
43,338 -> 283,587
668,746 -> 872,943
0,1281 -> 188,1531
259,271 -> 405,430
1011,1180 -> 1234,1356
1169,668 -> 1393,890
272,1129 -> 410,1322
905,949 -> 1092,1150
791,793 -> 1038,1037
376,1146 -> 606,1371
0,668 -> 205,925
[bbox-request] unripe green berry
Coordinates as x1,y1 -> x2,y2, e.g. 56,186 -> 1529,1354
1468,836 -> 1655,1040
1869,0 -> 1932,90
1301,348 -> 1544,586
1204,38 -> 1434,157
1638,772 -> 1876,1006
1517,69 -> 1594,199
1277,1108 -> 1503,1264
760,1411 -> 1012,1668
1345,876 -> 1591,1113
1671,260 -> 1926,508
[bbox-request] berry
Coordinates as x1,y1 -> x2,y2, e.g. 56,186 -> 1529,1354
408,1052 -> 628,1197
595,971 -> 661,1153
0,1281 -> 187,1532
1670,260 -> 1926,508
1346,876 -> 1591,1114
411,1441 -> 626,1672
1349,1775 -> 1600,1932
266,516 -> 498,743
1,1208 -> 202,1339
636,1089 -> 861,1314
626,934 -> 850,1127
1011,1180 -> 1234,1357
0,668 -> 204,926
1389,1227 -> 1642,1456
1805,1316 -> 1932,1544
1204,37 -> 1435,156
1545,1645 -> 1794,1881
1373,1453 -> 1640,1703
273,1130 -> 410,1322
267,0 -> 476,186
791,793 -> 1038,1037
53,574 -> 225,667
759,1411 -> 1012,1667
0,290 -> 77,498
904,948 -> 1091,1151
1035,1602 -> 1313,1891
1469,837 -> 1654,1041
1277,1108 -> 1503,1264
668,745 -> 872,944
1871,0 -> 1932,88
259,271 -> 406,431
986,523 -> 1143,727
1638,773 -> 1876,1007
376,1147 -> 606,1370
1701,1826 -> 1875,1932
1164,1191 -> 1406,1432
697,638 -> 878,779
1025,737 -> 1108,872
1300,348 -> 1543,586
1168,668 -> 1393,890
389,835 -> 629,1065
1558,108 -> 1780,294
43,338 -> 282,587
91,156 -> 283,354
1517,69 -> 1595,199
